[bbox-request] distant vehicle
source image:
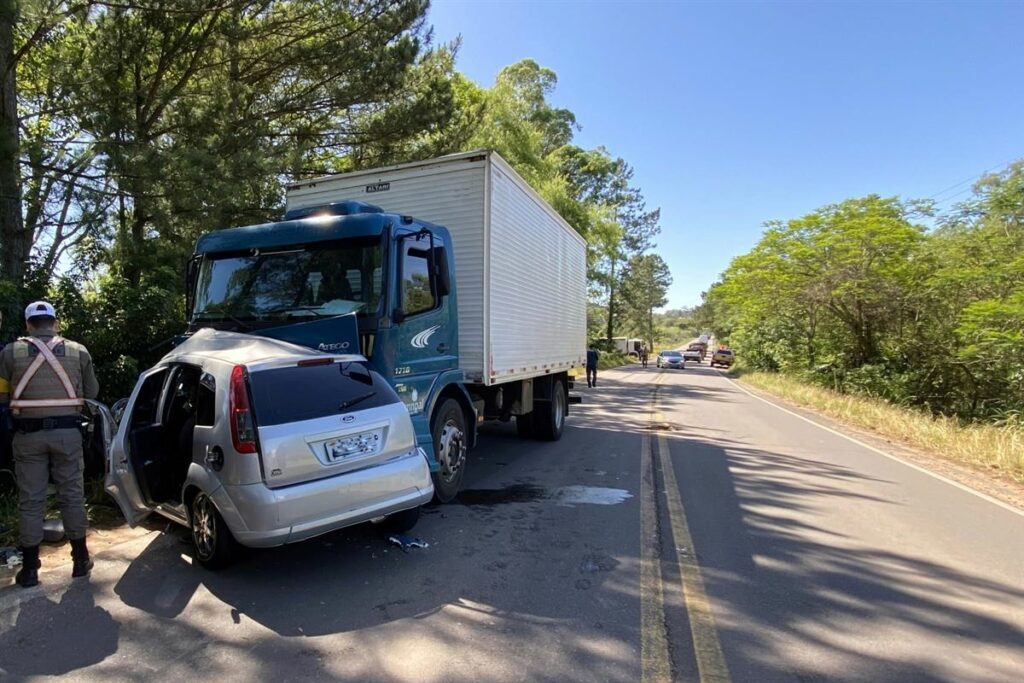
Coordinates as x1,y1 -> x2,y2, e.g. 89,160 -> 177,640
682,348 -> 702,363
106,329 -> 433,569
687,342 -> 706,360
710,348 -> 735,368
611,336 -> 644,359
657,350 -> 686,369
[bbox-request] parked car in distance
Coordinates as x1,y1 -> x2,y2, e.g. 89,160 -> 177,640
657,350 -> 686,369
105,328 -> 434,569
710,348 -> 735,368
682,348 -> 702,363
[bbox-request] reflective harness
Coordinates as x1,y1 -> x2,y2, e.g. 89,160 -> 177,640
9,336 -> 84,414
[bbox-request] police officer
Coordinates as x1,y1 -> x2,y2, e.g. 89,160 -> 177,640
0,301 -> 99,588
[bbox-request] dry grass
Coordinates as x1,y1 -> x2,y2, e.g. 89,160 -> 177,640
740,371 -> 1024,483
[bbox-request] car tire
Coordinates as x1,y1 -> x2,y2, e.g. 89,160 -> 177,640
190,492 -> 239,570
430,398 -> 468,503
535,379 -> 566,442
380,506 -> 421,533
516,413 -> 535,438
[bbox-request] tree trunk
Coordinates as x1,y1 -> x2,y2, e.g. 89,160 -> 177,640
605,257 -> 617,340
0,0 -> 24,337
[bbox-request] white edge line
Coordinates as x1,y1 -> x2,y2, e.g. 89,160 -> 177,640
716,370 -> 1024,519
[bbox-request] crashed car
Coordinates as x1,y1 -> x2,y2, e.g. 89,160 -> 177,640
103,329 -> 433,568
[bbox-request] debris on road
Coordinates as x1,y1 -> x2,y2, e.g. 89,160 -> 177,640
0,547 -> 22,569
388,534 -> 429,552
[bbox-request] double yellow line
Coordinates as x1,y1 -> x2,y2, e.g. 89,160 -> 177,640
640,372 -> 731,683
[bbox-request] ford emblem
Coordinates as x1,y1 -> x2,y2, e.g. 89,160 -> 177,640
342,415 -> 355,423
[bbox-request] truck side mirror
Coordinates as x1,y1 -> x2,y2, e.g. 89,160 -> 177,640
433,246 -> 451,297
184,255 -> 201,318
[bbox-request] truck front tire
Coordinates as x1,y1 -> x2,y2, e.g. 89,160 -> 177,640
535,379 -> 566,441
430,398 -> 468,503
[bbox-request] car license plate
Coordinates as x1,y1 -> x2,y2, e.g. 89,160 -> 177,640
324,428 -> 384,461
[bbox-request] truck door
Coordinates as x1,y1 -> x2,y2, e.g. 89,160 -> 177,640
391,232 -> 457,414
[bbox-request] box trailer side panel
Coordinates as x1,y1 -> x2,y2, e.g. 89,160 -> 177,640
286,157 -> 489,381
487,157 -> 587,384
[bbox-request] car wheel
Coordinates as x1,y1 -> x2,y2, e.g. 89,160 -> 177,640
431,398 -> 468,503
380,506 -> 421,533
190,492 -> 239,570
536,379 -> 567,441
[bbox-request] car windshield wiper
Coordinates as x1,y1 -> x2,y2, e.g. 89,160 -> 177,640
339,391 -> 376,412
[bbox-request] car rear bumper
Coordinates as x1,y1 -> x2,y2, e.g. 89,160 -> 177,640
213,447 -> 434,547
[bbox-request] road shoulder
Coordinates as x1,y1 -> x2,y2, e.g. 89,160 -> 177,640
724,372 -> 1024,514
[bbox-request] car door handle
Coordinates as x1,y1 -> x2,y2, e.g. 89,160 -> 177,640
436,343 -> 449,354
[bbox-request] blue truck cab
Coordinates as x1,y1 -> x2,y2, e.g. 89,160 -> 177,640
185,199 -> 571,502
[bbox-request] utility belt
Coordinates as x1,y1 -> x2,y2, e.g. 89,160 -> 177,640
12,415 -> 85,433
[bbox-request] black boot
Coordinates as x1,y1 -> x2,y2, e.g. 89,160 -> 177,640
16,545 -> 40,588
70,537 -> 94,578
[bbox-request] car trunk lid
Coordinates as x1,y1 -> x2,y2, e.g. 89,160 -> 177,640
246,359 -> 413,488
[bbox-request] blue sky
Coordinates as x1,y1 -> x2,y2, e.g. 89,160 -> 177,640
427,0 -> 1024,309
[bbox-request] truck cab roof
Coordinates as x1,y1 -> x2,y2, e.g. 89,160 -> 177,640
193,203 -> 448,255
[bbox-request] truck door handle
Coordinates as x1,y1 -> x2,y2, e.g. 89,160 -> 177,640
436,343 -> 449,354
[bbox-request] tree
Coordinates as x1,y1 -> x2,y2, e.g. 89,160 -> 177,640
620,253 -> 671,350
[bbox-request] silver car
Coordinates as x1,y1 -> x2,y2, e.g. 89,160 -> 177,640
104,329 -> 433,568
656,350 -> 686,369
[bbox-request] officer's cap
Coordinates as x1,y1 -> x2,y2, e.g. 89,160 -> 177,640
25,301 -> 57,321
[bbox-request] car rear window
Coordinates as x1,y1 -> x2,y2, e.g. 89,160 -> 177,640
717,350 -> 733,355
248,361 -> 399,426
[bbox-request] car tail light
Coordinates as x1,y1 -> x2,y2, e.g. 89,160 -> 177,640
230,364 -> 257,454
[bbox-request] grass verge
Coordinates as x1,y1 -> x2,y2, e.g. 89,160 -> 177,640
598,351 -> 633,370
739,371 -> 1024,483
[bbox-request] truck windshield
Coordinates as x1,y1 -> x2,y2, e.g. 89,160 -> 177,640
193,238 -> 383,321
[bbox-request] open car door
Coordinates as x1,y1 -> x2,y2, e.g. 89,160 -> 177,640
102,367 -> 166,526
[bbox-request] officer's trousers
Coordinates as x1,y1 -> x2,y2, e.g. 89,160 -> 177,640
14,428 -> 88,547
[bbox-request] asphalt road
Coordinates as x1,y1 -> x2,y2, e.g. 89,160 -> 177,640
1,364 -> 1022,682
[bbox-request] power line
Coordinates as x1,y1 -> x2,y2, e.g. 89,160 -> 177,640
926,155 -> 1023,202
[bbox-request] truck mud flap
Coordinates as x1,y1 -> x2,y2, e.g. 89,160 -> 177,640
568,394 -> 583,405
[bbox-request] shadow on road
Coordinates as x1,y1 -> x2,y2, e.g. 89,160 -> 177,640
660,429 -> 1024,682
1,366 -> 1020,681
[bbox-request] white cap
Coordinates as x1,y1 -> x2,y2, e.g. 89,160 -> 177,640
25,301 -> 56,321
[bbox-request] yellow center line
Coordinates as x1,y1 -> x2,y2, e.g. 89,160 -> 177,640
640,431 -> 672,683
655,373 -> 732,683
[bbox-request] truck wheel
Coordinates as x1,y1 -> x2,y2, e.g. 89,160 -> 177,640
516,413 -> 535,438
431,399 -> 467,503
536,379 -> 566,441
190,492 -> 239,570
